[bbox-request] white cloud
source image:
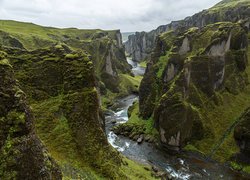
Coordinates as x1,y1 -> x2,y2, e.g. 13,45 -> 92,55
0,0 -> 221,32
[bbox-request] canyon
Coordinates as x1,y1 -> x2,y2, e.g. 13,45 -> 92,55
0,0 -> 250,179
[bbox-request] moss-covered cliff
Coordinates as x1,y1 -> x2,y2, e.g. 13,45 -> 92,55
0,20 -> 132,94
0,45 -> 120,178
139,21 -> 250,163
0,51 -> 62,179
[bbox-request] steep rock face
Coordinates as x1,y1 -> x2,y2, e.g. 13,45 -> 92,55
0,51 -> 62,179
78,38 -> 130,92
0,21 -> 131,93
1,45 -> 122,178
139,22 -> 249,153
125,0 -> 250,62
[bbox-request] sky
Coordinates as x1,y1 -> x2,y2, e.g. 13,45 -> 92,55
0,0 -> 222,32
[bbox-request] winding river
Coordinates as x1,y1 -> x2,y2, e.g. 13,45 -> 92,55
105,57 -> 248,179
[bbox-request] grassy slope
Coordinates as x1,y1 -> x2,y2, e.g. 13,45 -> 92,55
32,94 -> 156,179
0,20 -> 117,50
32,95 -> 102,179
209,0 -> 250,12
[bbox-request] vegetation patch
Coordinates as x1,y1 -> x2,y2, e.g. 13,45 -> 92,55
112,102 -> 158,143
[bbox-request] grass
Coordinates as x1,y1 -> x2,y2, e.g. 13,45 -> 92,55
118,74 -> 143,96
139,61 -> 147,68
120,157 -> 157,180
126,101 -> 158,137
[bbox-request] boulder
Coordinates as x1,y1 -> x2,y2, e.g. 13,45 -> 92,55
137,134 -> 144,144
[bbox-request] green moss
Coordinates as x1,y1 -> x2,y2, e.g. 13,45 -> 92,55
118,74 -> 143,97
160,30 -> 175,48
183,144 -> 204,154
0,20 -> 132,95
191,26 -> 215,55
230,161 -> 243,171
243,166 -> 250,174
101,73 -> 143,110
156,53 -> 170,78
32,95 -> 77,160
0,135 -> 19,180
65,53 -> 79,59
0,51 -> 7,59
0,59 -> 12,67
230,161 -> 250,174
139,61 -> 147,68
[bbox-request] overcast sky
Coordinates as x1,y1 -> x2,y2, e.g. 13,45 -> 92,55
0,0 -> 221,32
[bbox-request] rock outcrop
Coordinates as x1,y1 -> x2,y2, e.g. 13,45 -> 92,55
125,0 -> 250,62
139,21 -> 249,155
0,51 -> 62,179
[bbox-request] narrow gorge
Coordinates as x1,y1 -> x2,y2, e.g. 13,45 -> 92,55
0,0 -> 250,179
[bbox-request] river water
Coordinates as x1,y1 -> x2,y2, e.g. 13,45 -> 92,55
105,57 -> 248,179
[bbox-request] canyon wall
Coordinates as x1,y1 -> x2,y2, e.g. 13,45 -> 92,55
139,20 -> 250,161
125,0 -> 250,62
